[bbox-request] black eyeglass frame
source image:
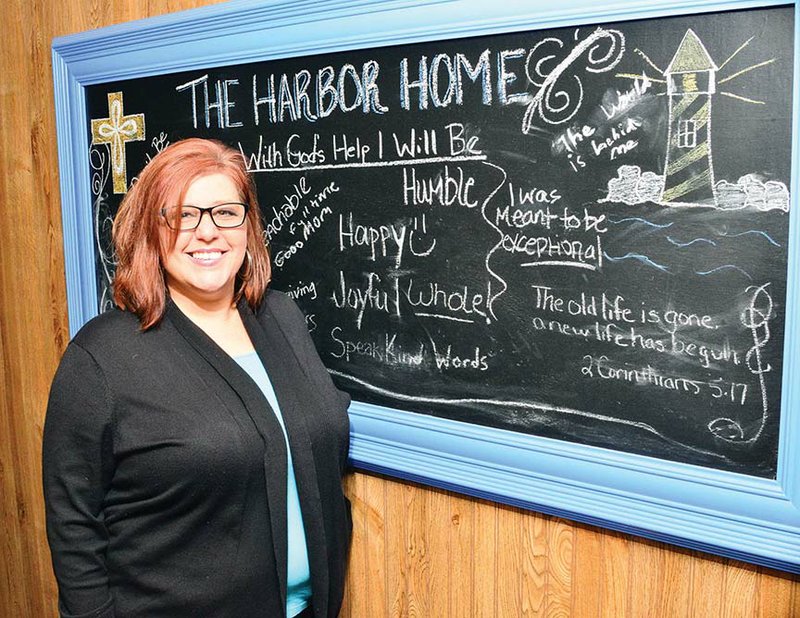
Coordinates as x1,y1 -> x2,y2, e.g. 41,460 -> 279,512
160,202 -> 250,231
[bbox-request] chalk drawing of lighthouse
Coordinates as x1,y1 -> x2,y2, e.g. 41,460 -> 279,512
661,30 -> 718,207
604,28 -> 787,210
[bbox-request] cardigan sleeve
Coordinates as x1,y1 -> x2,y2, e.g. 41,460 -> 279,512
43,343 -> 116,618
267,292 -> 351,408
265,292 -> 352,451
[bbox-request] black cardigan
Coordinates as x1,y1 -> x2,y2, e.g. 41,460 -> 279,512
43,291 -> 352,618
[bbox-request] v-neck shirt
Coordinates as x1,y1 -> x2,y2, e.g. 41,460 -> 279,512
233,351 -> 311,618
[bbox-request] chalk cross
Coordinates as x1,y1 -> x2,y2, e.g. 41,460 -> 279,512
91,92 -> 145,194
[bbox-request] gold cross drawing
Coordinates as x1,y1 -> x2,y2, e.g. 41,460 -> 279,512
91,92 -> 145,194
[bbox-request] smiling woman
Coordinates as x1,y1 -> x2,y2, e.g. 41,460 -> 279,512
160,174 -> 250,311
42,138 -> 353,618
111,139 -> 270,330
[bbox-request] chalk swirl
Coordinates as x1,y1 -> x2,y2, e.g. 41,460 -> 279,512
90,145 -> 117,312
708,283 -> 774,444
522,28 -> 625,131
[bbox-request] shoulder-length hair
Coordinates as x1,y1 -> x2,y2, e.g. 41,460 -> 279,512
112,138 -> 271,329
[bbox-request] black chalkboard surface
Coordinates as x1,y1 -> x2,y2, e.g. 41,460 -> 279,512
86,5 -> 793,478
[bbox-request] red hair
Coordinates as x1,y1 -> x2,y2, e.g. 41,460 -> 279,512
112,138 -> 271,328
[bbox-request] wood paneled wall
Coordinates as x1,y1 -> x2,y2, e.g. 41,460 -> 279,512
0,0 -> 797,616
341,472 -> 799,617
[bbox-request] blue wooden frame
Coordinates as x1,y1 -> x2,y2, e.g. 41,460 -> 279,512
53,0 -> 800,572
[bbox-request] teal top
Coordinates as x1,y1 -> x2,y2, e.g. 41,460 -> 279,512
233,352 -> 311,618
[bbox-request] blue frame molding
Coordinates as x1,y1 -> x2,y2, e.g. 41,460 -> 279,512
53,0 -> 800,572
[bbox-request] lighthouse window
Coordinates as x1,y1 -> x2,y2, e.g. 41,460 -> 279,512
681,72 -> 699,92
676,119 -> 698,148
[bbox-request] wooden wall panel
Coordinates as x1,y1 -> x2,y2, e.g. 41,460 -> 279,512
449,493 -> 475,617
758,566 -> 797,618
571,525 -> 601,617
597,530 -> 628,617
472,495 -> 499,617
520,508 -> 547,616
1,0 -> 800,616
342,473 -> 800,617
659,544 -> 693,618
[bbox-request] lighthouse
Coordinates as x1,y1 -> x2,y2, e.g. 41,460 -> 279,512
660,29 -> 718,207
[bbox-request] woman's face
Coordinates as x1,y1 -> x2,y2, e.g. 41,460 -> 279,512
160,173 -> 249,309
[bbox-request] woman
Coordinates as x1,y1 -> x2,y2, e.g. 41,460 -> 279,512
43,138 -> 352,618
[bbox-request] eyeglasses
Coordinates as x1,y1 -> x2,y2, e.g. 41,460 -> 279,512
160,203 -> 249,231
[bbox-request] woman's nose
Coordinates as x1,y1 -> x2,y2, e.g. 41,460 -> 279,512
193,210 -> 220,238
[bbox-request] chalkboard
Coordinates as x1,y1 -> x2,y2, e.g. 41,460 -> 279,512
55,0 -> 800,572
85,5 -> 793,479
